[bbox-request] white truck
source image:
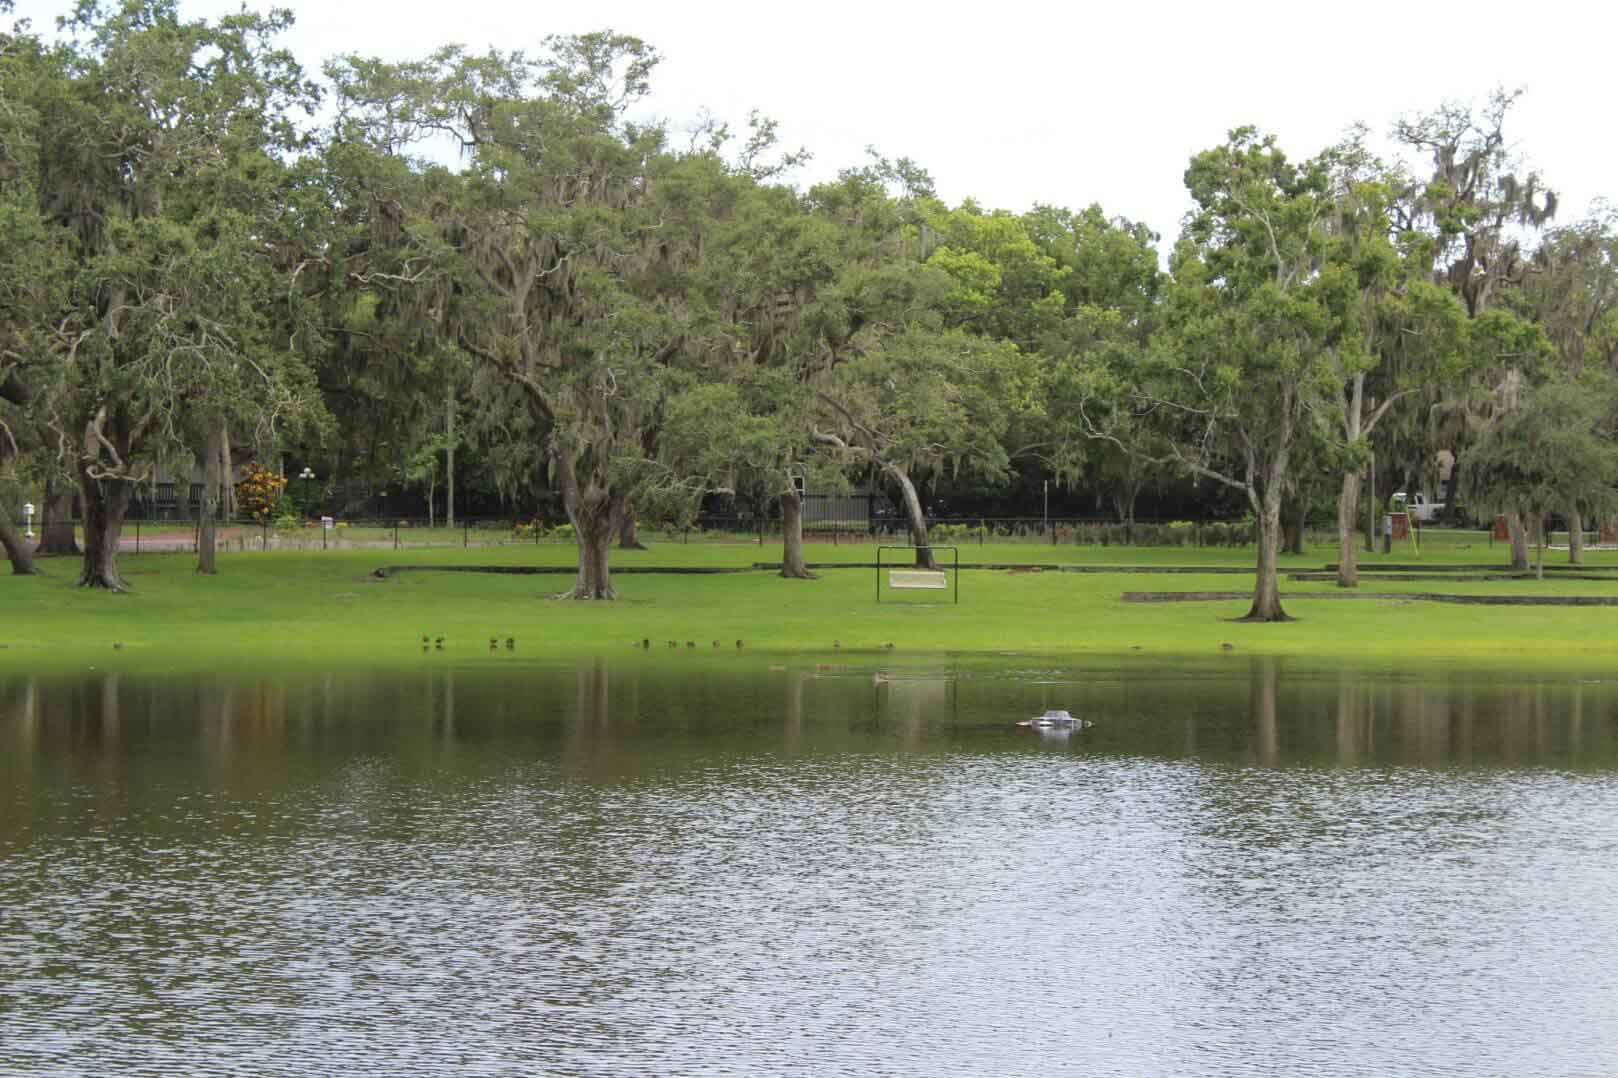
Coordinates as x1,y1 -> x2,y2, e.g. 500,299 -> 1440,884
1392,492 -> 1445,523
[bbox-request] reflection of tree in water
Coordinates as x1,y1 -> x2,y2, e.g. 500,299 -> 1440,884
1571,684 -> 1584,754
1196,658 -> 1618,769
1250,658 -> 1278,765
1336,673 -> 1363,766
2,664 -> 1617,775
0,677 -> 38,783
562,659 -> 617,772
10,674 -> 126,754
783,671 -> 804,747
875,674 -> 952,750
199,678 -> 235,765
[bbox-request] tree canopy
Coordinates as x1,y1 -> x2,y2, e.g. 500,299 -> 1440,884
2,2 -> 1612,620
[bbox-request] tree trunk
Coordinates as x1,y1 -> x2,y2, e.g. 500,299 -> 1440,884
570,503 -> 622,599
1115,480 -> 1140,543
36,477 -> 79,556
1568,508 -> 1584,566
1363,455 -> 1376,553
1335,470 -> 1360,588
197,421 -> 224,575
1240,487 -> 1291,622
1441,451 -> 1461,524
77,470 -> 133,590
780,486 -> 813,579
221,426 -> 235,519
1363,490 -> 1375,551
558,452 -> 623,600
618,514 -> 647,551
1506,512 -> 1529,572
1282,490 -> 1305,556
1535,515 -> 1545,581
0,507 -> 38,575
884,462 -> 936,569
1113,473 -> 1141,526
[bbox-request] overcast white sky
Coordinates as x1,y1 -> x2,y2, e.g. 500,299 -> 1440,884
12,0 -> 1614,244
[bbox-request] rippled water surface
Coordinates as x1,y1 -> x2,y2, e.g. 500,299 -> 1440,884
3,658 -> 1618,1075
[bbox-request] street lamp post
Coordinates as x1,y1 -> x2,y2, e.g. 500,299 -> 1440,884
297,466 -> 316,515
22,502 -> 34,540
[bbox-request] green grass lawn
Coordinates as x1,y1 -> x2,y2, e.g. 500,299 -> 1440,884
4,530 -> 1616,676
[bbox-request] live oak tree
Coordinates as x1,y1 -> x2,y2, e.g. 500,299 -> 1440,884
28,0 -> 323,589
304,136 -> 463,526
1459,379 -> 1618,579
1317,146 -> 1469,587
332,34 -> 754,599
715,172 -> 1032,576
192,146 -> 332,575
1394,90 -> 1556,319
812,327 -> 1026,569
788,165 -> 1036,568
1022,206 -> 1162,526
746,170 -> 1042,574
651,372 -> 836,580
1139,129 -> 1344,622
692,177 -> 842,578
0,364 -> 40,572
1523,212 -> 1618,377
1514,212 -> 1618,562
0,6 -> 59,574
1395,90 -> 1557,570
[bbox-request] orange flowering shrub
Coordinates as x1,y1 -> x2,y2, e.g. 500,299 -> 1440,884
235,463 -> 288,523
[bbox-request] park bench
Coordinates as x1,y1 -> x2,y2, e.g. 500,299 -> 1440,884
888,569 -> 949,590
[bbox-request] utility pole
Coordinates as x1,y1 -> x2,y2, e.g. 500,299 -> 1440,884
446,384 -> 456,530
1365,451 -> 1376,553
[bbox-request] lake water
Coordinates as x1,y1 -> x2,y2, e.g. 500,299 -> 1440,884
3,658 -> 1617,1076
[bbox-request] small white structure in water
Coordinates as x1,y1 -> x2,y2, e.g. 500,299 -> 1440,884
1019,709 -> 1090,729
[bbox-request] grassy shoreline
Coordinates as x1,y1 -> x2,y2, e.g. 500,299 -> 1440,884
4,534 -> 1618,677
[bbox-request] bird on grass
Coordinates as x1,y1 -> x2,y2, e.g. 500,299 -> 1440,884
667,640 -> 677,648
435,637 -> 445,650
420,634 -> 430,646
883,642 -> 895,650
712,640 -> 720,648
642,639 -> 651,650
489,637 -> 499,651
506,637 -> 515,650
113,642 -> 124,651
685,641 -> 696,648
735,640 -> 744,650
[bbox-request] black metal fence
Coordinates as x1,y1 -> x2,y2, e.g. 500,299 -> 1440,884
64,514 -> 1343,555
125,481 -> 198,520
109,484 -> 1268,549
